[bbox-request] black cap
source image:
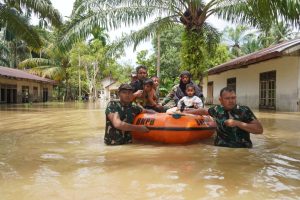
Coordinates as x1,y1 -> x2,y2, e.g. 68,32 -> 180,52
118,83 -> 134,92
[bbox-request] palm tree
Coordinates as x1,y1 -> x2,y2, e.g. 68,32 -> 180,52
61,0 -> 300,80
241,36 -> 262,55
223,25 -> 255,58
18,29 -> 72,100
0,0 -> 62,49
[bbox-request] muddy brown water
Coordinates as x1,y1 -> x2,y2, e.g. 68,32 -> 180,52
0,102 -> 299,200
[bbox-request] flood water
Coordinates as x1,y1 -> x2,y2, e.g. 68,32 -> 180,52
0,102 -> 299,200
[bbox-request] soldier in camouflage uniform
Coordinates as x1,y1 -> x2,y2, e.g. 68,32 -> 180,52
184,87 -> 263,148
104,84 -> 149,145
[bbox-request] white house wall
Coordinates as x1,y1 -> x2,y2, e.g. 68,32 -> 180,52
298,56 -> 300,111
204,56 -> 300,112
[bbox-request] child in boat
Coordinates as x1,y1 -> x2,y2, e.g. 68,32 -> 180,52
177,83 -> 203,111
151,75 -> 160,98
135,78 -> 163,112
166,83 -> 203,114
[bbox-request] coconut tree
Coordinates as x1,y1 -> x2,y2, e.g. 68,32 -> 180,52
61,0 -> 300,81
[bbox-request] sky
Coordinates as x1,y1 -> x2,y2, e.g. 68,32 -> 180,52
49,0 -> 233,65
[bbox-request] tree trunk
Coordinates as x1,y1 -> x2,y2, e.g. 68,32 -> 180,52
84,65 -> 93,102
92,62 -> 99,102
78,55 -> 81,100
156,32 -> 161,93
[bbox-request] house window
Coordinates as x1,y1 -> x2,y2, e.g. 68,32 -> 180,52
260,71 -> 276,110
206,81 -> 214,104
227,77 -> 236,91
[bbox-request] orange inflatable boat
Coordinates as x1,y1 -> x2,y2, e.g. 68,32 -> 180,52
131,113 -> 216,144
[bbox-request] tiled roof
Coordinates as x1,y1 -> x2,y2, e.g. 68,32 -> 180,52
0,66 -> 56,84
208,38 -> 300,75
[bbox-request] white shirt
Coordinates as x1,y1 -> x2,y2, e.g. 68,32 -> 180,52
177,96 -> 203,110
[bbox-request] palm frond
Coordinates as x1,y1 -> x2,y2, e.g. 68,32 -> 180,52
61,1 -> 172,49
201,22 -> 220,53
18,58 -> 56,69
1,7 -> 42,48
6,0 -> 63,27
0,57 -> 10,66
40,66 -> 65,80
0,41 -> 10,54
216,0 -> 300,29
110,16 -> 176,54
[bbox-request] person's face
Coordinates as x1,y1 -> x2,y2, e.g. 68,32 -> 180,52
152,77 -> 159,88
131,75 -> 138,83
219,91 -> 237,110
143,84 -> 152,92
137,68 -> 147,80
186,87 -> 195,97
119,90 -> 133,104
181,75 -> 190,84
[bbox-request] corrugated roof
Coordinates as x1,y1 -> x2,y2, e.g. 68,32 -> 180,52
0,66 -> 56,84
208,38 -> 300,75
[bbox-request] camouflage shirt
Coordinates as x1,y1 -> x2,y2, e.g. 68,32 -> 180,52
208,105 -> 257,148
104,101 -> 143,145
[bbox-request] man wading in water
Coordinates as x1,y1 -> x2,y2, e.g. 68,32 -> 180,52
104,84 -> 151,145
185,87 -> 263,148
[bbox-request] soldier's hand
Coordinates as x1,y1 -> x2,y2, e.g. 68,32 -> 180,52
224,119 -> 237,127
137,125 -> 149,133
135,90 -> 143,97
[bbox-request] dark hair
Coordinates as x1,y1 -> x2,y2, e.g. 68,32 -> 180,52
143,78 -> 154,86
185,83 -> 195,90
180,71 -> 191,78
220,87 -> 236,96
136,65 -> 147,73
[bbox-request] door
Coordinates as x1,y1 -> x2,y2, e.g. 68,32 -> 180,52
43,88 -> 48,102
207,82 -> 214,104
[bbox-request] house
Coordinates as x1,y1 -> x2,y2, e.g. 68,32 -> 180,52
0,66 -> 55,104
203,38 -> 300,112
99,77 -> 120,100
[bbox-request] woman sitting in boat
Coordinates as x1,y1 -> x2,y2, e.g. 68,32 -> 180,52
161,71 -> 204,109
166,83 -> 203,114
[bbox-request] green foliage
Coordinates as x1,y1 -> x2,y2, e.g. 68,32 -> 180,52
221,21 -> 299,58
69,39 -> 129,100
152,25 -> 183,80
136,50 -> 156,76
62,0 -> 300,89
135,24 -> 183,94
181,29 -> 220,81
208,44 -> 231,68
222,25 -> 253,58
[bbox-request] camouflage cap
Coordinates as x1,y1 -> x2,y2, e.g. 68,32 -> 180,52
118,83 -> 134,92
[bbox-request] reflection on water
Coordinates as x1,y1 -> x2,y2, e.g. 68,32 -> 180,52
0,103 -> 299,200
